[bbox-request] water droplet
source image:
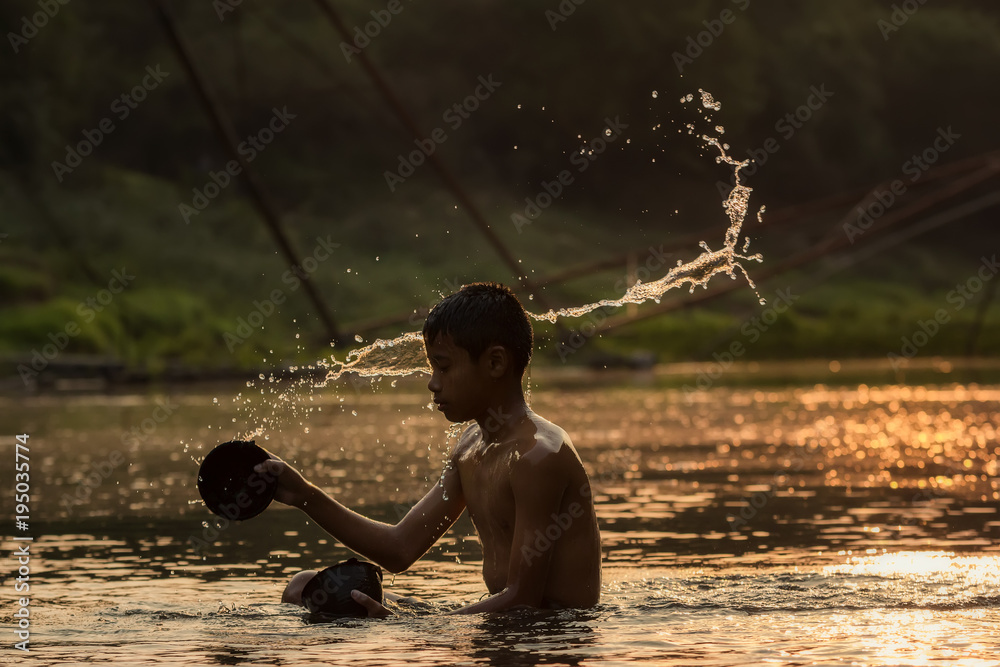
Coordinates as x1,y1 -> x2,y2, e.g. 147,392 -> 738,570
355,334 -> 363,343
651,90 -> 658,99
604,128 -> 612,137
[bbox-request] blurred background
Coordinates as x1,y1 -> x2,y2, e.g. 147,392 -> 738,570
2,0 -> 999,383
5,7 -> 1000,662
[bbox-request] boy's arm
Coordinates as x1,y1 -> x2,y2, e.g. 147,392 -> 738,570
255,452 -> 466,574
448,451 -> 569,614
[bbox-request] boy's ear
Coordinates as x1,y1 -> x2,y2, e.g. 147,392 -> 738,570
484,344 -> 509,378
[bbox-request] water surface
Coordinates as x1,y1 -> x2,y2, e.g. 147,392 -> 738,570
3,362 -> 999,665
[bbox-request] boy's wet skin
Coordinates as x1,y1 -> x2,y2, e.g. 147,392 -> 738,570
257,282 -> 601,615
427,329 -> 601,609
452,415 -> 601,608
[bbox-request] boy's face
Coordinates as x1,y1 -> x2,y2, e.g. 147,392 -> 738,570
425,332 -> 491,423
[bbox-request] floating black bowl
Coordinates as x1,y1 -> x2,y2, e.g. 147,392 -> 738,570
302,558 -> 384,617
197,440 -> 276,521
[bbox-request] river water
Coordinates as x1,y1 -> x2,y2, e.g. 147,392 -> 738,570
2,360 -> 999,665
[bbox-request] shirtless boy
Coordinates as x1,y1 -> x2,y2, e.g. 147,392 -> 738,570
255,282 -> 601,615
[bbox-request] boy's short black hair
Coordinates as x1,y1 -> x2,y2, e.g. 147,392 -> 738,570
423,282 -> 533,375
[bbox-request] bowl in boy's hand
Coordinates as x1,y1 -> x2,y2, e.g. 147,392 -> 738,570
302,558 -> 385,618
196,440 -> 277,521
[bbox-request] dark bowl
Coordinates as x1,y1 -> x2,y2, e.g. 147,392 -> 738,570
196,440 -> 276,521
302,558 -> 384,617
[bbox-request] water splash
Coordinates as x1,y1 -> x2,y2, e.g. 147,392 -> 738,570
235,89 -> 766,433
526,91 -> 764,322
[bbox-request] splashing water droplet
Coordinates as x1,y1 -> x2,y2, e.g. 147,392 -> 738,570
251,88 -> 764,408
651,90 -> 658,99
354,334 -> 363,343
698,89 -> 721,111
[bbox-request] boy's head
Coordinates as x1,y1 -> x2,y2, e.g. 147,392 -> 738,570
422,282 -> 533,376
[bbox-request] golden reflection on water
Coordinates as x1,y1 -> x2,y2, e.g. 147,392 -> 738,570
793,385 -> 1000,498
8,375 -> 1000,667
5,377 -> 999,564
823,550 -> 997,583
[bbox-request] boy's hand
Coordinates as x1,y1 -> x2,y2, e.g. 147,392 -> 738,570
254,457 -> 314,509
351,590 -> 393,618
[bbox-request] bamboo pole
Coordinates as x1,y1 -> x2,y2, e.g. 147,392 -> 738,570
149,0 -> 342,345
594,161 -> 1000,334
309,0 -> 558,317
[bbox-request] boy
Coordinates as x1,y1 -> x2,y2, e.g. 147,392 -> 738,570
255,282 -> 601,615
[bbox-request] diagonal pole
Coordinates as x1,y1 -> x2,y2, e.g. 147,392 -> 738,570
310,0 -> 558,316
149,0 -> 342,345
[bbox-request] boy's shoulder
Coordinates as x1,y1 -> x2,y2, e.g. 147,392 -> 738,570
449,411 -> 573,460
521,411 -> 571,451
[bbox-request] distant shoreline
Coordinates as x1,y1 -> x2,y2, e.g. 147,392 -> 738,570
2,355 -> 998,396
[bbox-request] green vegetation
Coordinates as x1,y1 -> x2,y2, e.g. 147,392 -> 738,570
1,1 -> 999,380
